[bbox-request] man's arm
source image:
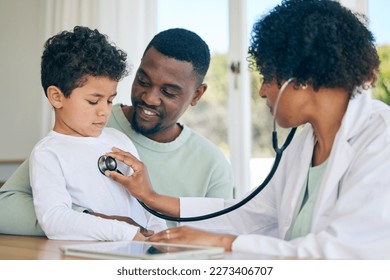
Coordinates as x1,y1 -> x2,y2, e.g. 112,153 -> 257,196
0,160 -> 45,235
0,160 -> 91,235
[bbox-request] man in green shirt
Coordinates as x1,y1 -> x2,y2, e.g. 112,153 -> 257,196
0,28 -> 234,235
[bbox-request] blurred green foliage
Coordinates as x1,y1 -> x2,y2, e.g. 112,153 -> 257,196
373,45 -> 390,105
180,54 -> 231,156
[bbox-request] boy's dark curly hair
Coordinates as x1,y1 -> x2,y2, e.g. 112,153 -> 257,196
144,28 -> 210,84
248,0 -> 380,96
41,26 -> 128,97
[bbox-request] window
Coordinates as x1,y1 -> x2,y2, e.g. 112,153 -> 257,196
157,0 -> 390,196
369,0 -> 390,46
157,0 -> 231,158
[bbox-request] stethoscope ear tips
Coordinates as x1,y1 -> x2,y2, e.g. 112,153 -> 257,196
98,155 -> 118,175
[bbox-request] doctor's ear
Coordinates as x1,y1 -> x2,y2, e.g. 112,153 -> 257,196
46,86 -> 65,109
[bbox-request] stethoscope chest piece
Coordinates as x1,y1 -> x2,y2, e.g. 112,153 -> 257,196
98,155 -> 119,175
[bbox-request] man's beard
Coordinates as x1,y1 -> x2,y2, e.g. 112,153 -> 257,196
130,110 -> 162,136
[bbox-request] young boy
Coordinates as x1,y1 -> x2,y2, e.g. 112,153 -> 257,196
29,26 -> 166,241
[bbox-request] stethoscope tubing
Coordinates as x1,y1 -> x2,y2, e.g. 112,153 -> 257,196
137,127 -> 296,222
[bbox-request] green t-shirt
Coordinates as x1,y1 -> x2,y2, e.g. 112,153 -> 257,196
286,159 -> 329,240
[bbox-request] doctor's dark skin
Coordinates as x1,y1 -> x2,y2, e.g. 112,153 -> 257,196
122,47 -> 207,143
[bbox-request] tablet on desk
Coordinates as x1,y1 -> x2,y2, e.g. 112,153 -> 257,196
61,241 -> 224,260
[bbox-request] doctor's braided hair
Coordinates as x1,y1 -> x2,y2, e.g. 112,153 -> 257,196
41,26 -> 128,98
248,0 -> 380,97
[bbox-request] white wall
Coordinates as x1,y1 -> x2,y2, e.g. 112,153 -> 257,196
0,0 -> 45,162
0,0 -> 157,181
340,0 -> 368,14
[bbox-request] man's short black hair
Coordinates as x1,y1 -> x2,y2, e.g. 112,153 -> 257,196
41,26 -> 128,97
144,28 -> 210,84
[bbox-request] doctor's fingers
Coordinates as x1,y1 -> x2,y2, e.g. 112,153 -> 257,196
104,168 -> 128,184
106,148 -> 143,170
106,161 -> 154,199
149,228 -> 182,244
106,171 -> 141,199
149,227 -> 199,244
150,227 -> 235,251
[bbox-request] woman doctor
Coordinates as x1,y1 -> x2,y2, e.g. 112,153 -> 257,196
106,0 -> 390,259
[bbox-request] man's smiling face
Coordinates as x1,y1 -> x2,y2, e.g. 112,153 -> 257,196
130,47 -> 202,142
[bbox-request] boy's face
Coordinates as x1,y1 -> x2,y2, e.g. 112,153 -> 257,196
52,76 -> 118,137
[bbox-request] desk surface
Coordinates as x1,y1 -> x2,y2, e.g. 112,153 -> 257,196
0,234 -> 95,260
0,234 -> 268,260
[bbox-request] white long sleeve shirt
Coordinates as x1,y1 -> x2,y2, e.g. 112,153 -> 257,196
29,127 -> 166,241
180,91 -> 390,259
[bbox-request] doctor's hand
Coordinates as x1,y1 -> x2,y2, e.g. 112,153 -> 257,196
105,147 -> 156,201
105,147 -> 180,217
149,226 -> 237,252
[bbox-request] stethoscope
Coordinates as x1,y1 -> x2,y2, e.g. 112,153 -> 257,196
98,78 -> 297,222
98,155 -> 123,175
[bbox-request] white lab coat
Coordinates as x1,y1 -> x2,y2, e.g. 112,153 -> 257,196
180,90 -> 390,259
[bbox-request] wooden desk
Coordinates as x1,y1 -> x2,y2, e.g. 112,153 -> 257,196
0,234 -> 95,260
0,234 -> 272,260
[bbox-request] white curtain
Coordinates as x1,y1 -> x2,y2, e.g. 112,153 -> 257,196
40,0 -> 157,137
